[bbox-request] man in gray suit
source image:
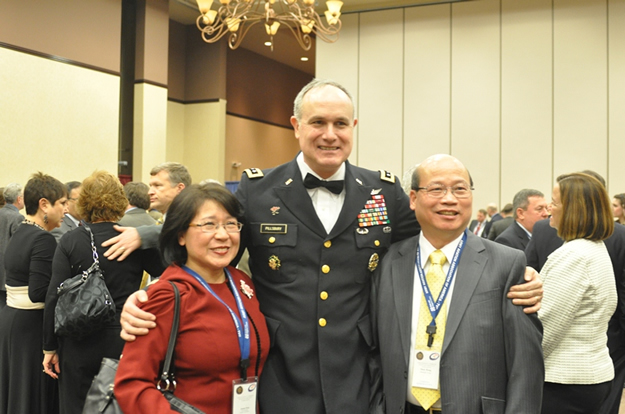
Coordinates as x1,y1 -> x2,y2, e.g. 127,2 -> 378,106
0,183 -> 24,308
371,154 -> 543,414
51,181 -> 82,242
119,182 -> 157,228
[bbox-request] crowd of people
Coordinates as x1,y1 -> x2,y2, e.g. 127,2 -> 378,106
0,78 -> 621,414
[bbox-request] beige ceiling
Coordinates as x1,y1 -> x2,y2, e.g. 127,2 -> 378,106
169,1 -> 459,75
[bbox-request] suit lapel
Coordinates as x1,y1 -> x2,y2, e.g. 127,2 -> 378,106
514,222 -> 529,250
328,162 -> 372,239
392,237 -> 419,365
442,233 -> 487,355
273,160 -> 327,238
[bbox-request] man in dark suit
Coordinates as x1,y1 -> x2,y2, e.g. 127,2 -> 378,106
486,203 -> 514,241
51,181 -> 82,242
0,183 -> 24,308
112,81 -> 544,414
495,189 -> 548,251
527,214 -> 625,414
468,208 -> 487,237
372,154 -> 544,414
481,203 -> 500,238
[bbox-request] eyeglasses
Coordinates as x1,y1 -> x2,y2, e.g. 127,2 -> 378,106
188,221 -> 243,233
415,183 -> 473,199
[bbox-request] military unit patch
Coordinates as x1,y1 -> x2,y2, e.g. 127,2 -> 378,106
358,194 -> 390,227
244,168 -> 264,179
379,170 -> 395,183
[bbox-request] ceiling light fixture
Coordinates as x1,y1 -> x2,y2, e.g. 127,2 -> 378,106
195,0 -> 343,51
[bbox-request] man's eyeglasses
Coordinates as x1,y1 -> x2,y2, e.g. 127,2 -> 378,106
415,183 -> 473,199
188,221 -> 243,233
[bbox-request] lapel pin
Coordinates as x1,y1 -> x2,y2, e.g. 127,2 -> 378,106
368,253 -> 380,272
285,178 -> 293,185
270,206 -> 280,215
268,255 -> 281,270
371,188 -> 381,195
355,178 -> 363,185
240,280 -> 254,299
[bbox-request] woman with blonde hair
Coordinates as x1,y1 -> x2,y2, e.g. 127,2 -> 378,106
540,172 -> 616,414
42,171 -> 164,414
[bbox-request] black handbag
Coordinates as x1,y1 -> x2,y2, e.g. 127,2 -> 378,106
54,225 -> 116,339
82,281 -> 206,414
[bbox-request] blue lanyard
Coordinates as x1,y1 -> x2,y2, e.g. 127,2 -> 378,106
416,231 -> 467,328
183,266 -> 251,379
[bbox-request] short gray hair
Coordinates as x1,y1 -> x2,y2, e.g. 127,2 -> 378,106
293,79 -> 355,122
150,162 -> 192,188
512,189 -> 544,218
3,183 -> 22,204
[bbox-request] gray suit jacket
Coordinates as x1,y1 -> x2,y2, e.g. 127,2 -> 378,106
50,215 -> 79,242
495,221 -> 530,251
371,232 -> 543,414
118,208 -> 156,228
487,217 -> 514,241
0,204 -> 24,289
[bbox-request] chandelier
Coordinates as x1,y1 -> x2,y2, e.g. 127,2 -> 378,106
195,0 -> 343,51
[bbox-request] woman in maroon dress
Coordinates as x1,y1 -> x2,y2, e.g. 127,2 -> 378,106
115,183 -> 269,414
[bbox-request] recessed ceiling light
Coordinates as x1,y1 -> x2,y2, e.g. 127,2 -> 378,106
264,41 -> 272,47
301,57 -> 309,61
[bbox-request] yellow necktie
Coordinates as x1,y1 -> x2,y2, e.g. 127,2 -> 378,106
411,249 -> 447,410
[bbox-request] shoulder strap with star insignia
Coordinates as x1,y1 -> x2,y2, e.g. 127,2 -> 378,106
378,169 -> 396,184
244,168 -> 264,179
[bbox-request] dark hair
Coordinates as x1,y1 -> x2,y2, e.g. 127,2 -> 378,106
512,189 -> 544,219
78,171 -> 128,223
66,181 -> 82,195
124,182 -> 151,210
501,203 -> 514,214
556,172 -> 613,241
23,172 -> 66,215
159,184 -> 244,266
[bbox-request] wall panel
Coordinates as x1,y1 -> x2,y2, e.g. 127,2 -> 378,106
450,0 -> 501,210
225,116 -> 300,181
403,4 -> 451,175
608,0 -> 625,195
0,48 -> 119,185
184,100 -> 227,184
500,0 -> 553,200
553,0 -> 608,178
133,83 -> 168,183
316,13 -> 360,164
166,100 -> 185,164
358,9 -> 405,176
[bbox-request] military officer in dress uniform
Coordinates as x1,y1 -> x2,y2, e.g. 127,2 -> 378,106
109,79 -> 544,414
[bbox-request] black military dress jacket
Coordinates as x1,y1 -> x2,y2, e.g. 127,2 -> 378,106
235,157 -> 418,414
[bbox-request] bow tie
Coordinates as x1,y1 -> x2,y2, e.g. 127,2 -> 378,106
303,173 -> 344,195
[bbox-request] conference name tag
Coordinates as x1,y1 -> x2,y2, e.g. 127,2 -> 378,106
412,349 -> 441,389
232,377 -> 258,414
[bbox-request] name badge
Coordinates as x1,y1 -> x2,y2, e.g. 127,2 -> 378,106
260,224 -> 287,234
411,349 -> 441,389
232,377 -> 258,414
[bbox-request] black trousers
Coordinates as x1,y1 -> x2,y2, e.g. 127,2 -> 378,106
541,381 -> 611,414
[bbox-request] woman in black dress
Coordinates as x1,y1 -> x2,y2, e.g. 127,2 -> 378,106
0,172 -> 67,414
42,171 -> 164,414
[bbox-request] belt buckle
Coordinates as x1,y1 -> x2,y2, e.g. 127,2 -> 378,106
429,409 -> 442,414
